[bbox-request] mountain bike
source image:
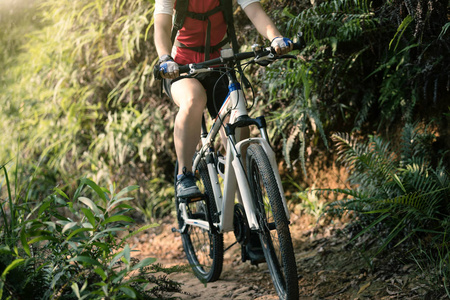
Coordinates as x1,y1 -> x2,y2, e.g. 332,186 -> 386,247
159,37 -> 304,300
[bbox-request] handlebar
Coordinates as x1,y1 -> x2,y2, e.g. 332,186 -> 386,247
154,39 -> 305,80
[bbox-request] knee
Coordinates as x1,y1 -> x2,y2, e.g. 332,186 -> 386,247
178,94 -> 206,115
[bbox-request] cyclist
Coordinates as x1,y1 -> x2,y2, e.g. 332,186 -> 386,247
153,0 -> 293,198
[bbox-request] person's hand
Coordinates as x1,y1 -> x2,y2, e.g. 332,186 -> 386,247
159,55 -> 179,79
271,37 -> 293,55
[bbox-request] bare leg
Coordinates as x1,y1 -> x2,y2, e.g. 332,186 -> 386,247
171,78 -> 207,175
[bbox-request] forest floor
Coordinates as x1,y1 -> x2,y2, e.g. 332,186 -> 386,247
132,209 -> 445,300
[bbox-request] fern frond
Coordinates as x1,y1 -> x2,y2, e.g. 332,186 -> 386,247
332,132 -> 364,165
380,191 -> 429,213
332,133 -> 402,193
400,122 -> 436,167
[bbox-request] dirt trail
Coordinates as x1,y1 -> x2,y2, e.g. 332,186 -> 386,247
133,212 -> 436,299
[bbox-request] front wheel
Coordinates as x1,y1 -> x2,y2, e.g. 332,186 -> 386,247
174,160 -> 224,282
246,144 -> 299,300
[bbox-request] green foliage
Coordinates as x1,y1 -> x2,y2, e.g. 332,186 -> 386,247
326,124 -> 449,265
264,0 -> 450,169
0,164 -> 187,299
325,123 -> 450,295
265,0 -> 382,168
0,0 -> 176,219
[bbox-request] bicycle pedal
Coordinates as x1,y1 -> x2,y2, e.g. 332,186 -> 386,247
190,196 -> 203,202
178,193 -> 206,203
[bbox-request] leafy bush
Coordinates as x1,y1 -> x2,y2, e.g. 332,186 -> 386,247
0,163 -> 186,299
326,123 -> 450,294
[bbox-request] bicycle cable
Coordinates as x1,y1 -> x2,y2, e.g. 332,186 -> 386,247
211,67 -> 232,135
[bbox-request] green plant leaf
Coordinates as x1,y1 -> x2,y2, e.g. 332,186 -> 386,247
69,255 -> 102,267
107,197 -> 134,211
79,197 -> 101,216
123,244 -> 131,264
1,259 -> 25,280
114,185 -> 139,200
66,227 -> 94,241
81,207 -> 96,227
350,213 -> 391,243
72,282 -> 81,299
0,246 -> 12,255
89,227 -> 126,243
389,15 -> 413,51
374,215 -> 408,256
101,215 -> 134,226
114,203 -> 134,210
20,228 -> 31,257
109,249 -> 125,268
62,221 -> 79,234
28,235 -> 58,244
93,242 -> 110,252
43,221 -> 57,231
94,267 -> 107,280
119,286 -> 137,298
80,178 -> 108,203
131,257 -> 157,270
54,187 -> 70,200
37,200 -> 51,216
112,269 -> 128,284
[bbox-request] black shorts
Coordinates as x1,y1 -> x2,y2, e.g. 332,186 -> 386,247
163,70 -> 229,119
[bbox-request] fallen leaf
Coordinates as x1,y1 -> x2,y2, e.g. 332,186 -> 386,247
358,282 -> 371,294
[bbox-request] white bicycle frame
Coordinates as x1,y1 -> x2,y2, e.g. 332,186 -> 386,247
179,76 -> 290,234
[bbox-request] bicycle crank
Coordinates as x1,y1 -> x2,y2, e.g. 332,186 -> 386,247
233,203 -> 250,245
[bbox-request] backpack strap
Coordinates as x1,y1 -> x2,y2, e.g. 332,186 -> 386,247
220,0 -> 238,53
220,0 -> 250,88
186,6 -> 224,60
171,0 -> 189,44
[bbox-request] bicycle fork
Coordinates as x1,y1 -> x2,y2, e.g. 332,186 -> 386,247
209,116 -> 290,233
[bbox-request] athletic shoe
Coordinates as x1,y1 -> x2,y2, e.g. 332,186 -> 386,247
176,169 -> 202,198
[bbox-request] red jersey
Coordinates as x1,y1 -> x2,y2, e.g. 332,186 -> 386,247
173,0 -> 227,65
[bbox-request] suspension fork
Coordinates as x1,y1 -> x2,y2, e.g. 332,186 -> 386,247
227,117 -> 291,221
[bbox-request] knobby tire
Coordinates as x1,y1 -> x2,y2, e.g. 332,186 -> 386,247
246,144 -> 299,300
174,160 -> 224,282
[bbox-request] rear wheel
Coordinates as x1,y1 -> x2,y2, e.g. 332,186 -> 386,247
246,144 -> 299,300
175,160 -> 223,282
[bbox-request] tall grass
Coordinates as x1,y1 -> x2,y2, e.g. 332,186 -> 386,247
0,0 -> 177,219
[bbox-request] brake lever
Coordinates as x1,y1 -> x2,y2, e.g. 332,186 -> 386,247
254,53 -> 297,66
254,51 -> 275,66
189,67 -> 213,74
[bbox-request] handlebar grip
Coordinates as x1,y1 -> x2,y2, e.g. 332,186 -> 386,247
153,63 -> 162,80
179,65 -> 190,74
292,42 -> 304,51
292,32 -> 306,51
